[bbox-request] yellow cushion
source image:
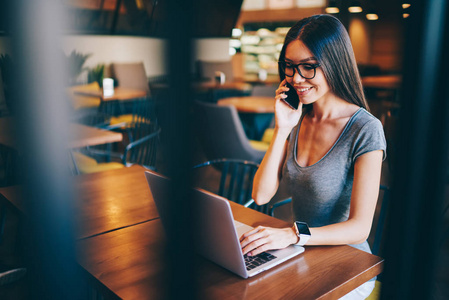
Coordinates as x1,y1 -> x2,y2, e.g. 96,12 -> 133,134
110,114 -> 134,126
72,152 -> 98,166
109,114 -> 152,128
72,151 -> 124,174
249,140 -> 270,152
67,82 -> 101,110
78,162 -> 124,174
261,128 -> 274,144
365,281 -> 381,300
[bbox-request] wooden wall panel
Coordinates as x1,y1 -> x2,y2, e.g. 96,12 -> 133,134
369,19 -> 404,72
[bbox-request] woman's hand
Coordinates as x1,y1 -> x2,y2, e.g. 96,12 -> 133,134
274,79 -> 303,131
240,225 -> 298,256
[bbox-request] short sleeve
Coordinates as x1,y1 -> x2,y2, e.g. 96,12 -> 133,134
352,118 -> 387,162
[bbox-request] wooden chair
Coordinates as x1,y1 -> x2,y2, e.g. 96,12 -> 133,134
111,62 -> 150,95
72,102 -> 161,174
192,158 -> 268,214
71,125 -> 160,174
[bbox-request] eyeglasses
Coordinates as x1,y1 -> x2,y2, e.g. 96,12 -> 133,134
278,61 -> 321,79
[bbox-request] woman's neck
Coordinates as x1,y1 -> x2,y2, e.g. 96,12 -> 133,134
309,95 -> 357,121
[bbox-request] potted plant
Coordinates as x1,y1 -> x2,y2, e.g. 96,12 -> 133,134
87,64 -> 105,87
66,50 -> 91,85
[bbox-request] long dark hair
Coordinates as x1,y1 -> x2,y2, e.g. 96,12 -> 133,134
278,14 -> 369,111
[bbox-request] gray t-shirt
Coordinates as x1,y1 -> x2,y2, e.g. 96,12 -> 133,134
282,108 -> 386,253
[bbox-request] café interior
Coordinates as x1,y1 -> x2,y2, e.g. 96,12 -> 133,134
0,0 -> 448,299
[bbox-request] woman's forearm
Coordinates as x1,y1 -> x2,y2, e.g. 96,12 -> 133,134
252,127 -> 291,205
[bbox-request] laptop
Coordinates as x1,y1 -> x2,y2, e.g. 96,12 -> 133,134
144,170 -> 304,278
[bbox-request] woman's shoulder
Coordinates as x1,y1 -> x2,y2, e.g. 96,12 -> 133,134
350,107 -> 383,130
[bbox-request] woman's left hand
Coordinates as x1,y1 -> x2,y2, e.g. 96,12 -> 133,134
240,226 -> 297,256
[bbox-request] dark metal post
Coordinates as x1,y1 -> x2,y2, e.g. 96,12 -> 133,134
158,0 -> 198,299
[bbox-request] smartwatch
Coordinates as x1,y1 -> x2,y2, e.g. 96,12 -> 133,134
293,221 -> 311,246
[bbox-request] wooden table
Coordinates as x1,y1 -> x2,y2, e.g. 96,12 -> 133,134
0,118 -> 123,179
151,81 -> 253,93
242,74 -> 280,85
1,166 -> 384,298
193,81 -> 253,92
217,96 -> 275,114
0,165 -> 159,239
69,123 -> 123,174
70,123 -> 123,149
73,87 -> 148,102
0,119 -> 122,150
77,200 -> 383,299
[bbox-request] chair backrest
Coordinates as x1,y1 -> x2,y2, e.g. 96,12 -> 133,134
111,62 -> 150,94
192,159 -> 269,214
193,101 -> 266,163
122,98 -> 160,169
370,185 -> 390,256
123,123 -> 160,170
196,60 -> 234,82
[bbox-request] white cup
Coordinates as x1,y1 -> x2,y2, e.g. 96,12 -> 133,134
103,78 -> 114,96
258,69 -> 267,81
214,71 -> 226,84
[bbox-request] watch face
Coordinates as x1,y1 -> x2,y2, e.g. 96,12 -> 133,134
296,222 -> 311,235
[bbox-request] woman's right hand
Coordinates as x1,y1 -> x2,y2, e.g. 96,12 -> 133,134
274,79 -> 303,131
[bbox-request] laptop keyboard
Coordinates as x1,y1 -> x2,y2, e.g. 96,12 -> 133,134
244,252 -> 277,271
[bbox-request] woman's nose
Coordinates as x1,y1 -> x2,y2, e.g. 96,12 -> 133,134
292,71 -> 306,83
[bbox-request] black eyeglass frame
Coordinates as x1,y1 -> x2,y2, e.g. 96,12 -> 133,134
278,61 -> 321,79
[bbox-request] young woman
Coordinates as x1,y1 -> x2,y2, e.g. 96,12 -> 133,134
240,15 -> 386,299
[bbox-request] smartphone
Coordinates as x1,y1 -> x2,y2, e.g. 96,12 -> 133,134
282,82 -> 300,110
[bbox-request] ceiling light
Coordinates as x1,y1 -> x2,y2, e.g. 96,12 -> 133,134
326,7 -> 340,13
366,13 -> 378,20
403,13 -> 410,18
325,0 -> 340,14
348,6 -> 363,13
402,3 -> 411,9
348,1 -> 363,13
